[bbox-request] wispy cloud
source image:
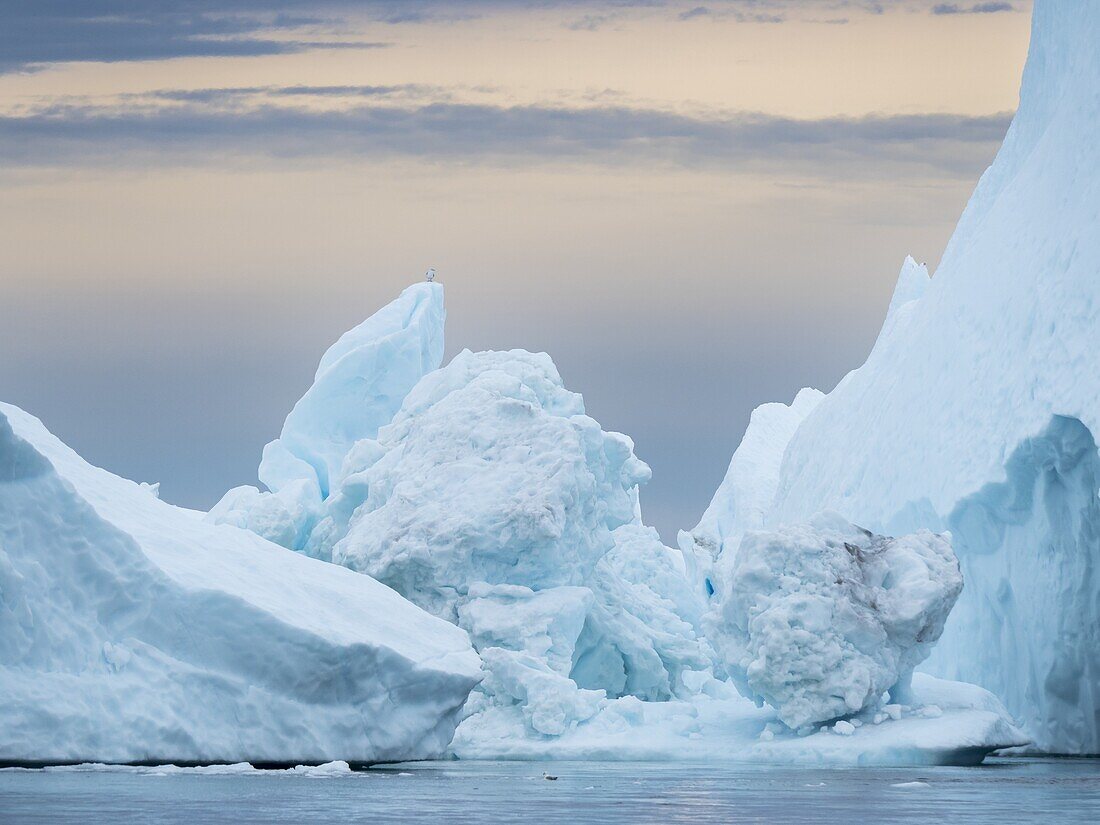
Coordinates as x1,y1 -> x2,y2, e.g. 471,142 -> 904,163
931,2 -> 1014,15
678,6 -> 712,20
0,89 -> 1012,178
0,1 -> 388,74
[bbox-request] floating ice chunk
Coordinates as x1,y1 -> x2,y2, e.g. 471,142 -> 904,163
574,525 -> 710,702
0,402 -> 481,765
707,512 -> 962,729
478,647 -> 606,736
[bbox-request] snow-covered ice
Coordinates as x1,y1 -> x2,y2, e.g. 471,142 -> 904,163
707,513 -> 962,729
689,0 -> 1098,754
0,402 -> 481,765
317,349 -> 649,614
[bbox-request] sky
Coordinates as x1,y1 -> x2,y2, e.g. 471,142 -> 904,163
0,0 -> 1032,542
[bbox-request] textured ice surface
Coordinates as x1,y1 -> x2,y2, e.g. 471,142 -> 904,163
0,402 -> 480,765
692,0 -> 1099,754
208,282 -> 445,551
451,673 -> 1025,765
707,513 -> 962,729
292,347 -> 710,745
316,349 -> 650,619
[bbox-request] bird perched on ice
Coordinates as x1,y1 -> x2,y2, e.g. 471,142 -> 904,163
425,267 -> 436,282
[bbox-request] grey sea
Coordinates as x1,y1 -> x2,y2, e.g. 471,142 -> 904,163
1,757 -> 1098,824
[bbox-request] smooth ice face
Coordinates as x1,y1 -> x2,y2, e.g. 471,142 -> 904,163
695,0 -> 1100,754
207,282 -> 445,551
707,513 -> 962,730
0,402 -> 481,765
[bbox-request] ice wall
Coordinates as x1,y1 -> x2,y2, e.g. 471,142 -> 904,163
697,0 -> 1099,753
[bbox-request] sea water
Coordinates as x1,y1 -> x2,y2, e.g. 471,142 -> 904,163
1,758 -> 1097,823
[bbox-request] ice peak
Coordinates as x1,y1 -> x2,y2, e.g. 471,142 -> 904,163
261,281 -> 446,499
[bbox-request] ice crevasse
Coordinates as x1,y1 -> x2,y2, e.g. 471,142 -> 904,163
0,402 -> 482,765
686,0 -> 1100,755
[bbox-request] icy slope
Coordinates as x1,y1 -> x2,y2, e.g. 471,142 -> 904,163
698,0 -> 1099,753
0,402 -> 481,765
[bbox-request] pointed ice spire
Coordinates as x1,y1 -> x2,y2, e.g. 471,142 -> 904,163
260,281 -> 446,499
886,256 -> 930,322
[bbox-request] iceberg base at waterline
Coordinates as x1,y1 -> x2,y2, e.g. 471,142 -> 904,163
451,672 -> 1026,766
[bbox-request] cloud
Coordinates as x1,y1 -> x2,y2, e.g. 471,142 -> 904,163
565,13 -> 616,30
0,90 -> 1012,179
0,1 -> 388,73
678,6 -> 711,20
931,2 -> 1014,14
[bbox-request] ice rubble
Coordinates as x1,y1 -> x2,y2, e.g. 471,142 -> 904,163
707,513 -> 962,729
0,402 -> 481,765
213,283 -> 1021,765
692,0 -> 1099,754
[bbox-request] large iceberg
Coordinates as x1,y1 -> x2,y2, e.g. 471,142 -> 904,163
0,402 -> 481,765
692,0 -> 1099,754
214,284 -> 1021,765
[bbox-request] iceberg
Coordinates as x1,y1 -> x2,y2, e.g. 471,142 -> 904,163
0,402 -> 481,766
678,387 -> 823,601
694,0 -> 1100,754
220,293 -> 1019,765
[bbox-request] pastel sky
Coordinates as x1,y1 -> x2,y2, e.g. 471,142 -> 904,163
0,0 -> 1031,541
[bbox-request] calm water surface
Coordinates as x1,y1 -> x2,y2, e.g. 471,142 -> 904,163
1,757 -> 1097,823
